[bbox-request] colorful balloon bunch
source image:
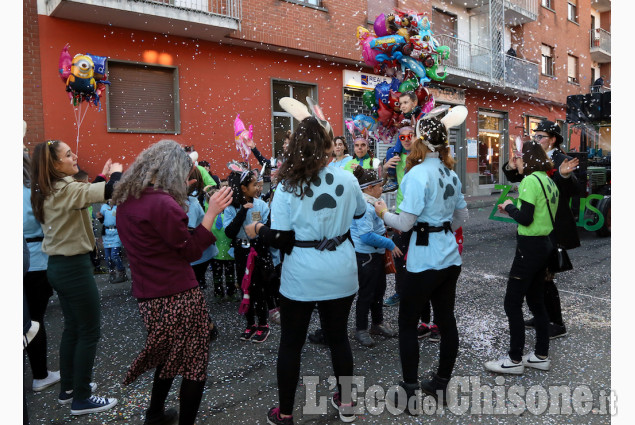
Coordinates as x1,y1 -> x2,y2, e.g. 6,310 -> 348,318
58,44 -> 111,110
354,9 -> 451,142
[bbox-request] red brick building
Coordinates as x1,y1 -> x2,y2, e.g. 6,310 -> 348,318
24,0 -> 610,196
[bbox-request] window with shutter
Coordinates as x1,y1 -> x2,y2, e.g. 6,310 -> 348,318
541,44 -> 554,76
107,61 -> 180,133
568,54 -> 578,83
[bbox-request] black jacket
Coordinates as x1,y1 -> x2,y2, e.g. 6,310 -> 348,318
502,149 -> 581,249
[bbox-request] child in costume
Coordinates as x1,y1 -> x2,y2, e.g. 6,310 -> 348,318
210,183 -> 238,302
99,200 -> 128,284
223,170 -> 274,343
350,165 -> 401,347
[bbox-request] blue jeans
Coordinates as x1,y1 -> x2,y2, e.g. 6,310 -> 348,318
104,246 -> 124,271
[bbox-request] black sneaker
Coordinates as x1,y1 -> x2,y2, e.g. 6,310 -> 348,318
266,407 -> 294,425
420,373 -> 450,406
385,381 -> 420,416
70,395 -> 118,415
549,323 -> 567,339
308,329 -> 327,345
525,317 -> 536,329
330,392 -> 356,422
428,325 -> 440,342
251,325 -> 270,343
240,325 -> 258,341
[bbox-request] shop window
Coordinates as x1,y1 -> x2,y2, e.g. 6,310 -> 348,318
107,61 -> 179,133
477,111 -> 506,186
568,54 -> 579,84
271,80 -> 317,157
541,44 -> 554,76
568,1 -> 578,23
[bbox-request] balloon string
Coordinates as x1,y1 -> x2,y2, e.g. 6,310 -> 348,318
74,102 -> 90,155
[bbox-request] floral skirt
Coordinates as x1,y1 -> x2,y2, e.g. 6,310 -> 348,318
123,287 -> 210,384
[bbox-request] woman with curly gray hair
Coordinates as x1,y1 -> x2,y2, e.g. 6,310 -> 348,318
113,140 -> 232,425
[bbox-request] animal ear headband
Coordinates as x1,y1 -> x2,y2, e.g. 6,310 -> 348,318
415,105 -> 468,152
278,97 -> 334,140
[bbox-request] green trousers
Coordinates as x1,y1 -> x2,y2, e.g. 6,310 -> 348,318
47,253 -> 101,400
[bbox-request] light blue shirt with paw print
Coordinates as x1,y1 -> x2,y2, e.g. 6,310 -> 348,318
271,167 -> 367,301
398,157 -> 467,273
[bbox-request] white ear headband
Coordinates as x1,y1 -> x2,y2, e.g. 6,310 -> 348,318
415,105 -> 469,151
279,97 -> 334,140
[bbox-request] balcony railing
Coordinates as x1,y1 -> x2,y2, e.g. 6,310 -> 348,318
436,35 -> 492,79
590,28 -> 611,53
505,0 -> 538,23
140,0 -> 241,19
504,54 -> 539,92
45,0 -> 241,40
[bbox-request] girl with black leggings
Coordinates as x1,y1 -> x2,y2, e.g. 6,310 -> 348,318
374,117 -> 468,413
244,105 -> 367,424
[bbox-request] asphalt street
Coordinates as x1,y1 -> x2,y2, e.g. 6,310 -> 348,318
23,204 -> 612,424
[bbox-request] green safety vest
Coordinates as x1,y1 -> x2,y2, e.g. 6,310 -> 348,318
343,156 -> 377,172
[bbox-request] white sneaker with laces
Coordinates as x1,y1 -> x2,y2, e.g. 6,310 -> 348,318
32,370 -> 61,392
484,355 -> 525,375
522,352 -> 551,371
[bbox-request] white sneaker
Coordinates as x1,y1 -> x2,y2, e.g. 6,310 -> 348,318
484,355 -> 525,375
32,370 -> 61,392
522,352 -> 551,371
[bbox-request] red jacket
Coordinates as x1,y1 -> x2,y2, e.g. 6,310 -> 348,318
117,187 -> 216,299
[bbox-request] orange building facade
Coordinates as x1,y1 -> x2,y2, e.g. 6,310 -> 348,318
24,0 -> 610,196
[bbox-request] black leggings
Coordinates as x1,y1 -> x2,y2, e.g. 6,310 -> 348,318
235,246 -> 270,327
505,235 -> 551,361
399,266 -> 461,383
191,260 -> 211,288
147,364 -> 205,425
392,230 -> 432,324
355,252 -> 386,330
211,259 -> 236,297
24,270 -> 54,379
277,294 -> 355,415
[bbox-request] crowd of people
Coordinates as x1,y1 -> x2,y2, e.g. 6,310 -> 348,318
22,102 -> 579,423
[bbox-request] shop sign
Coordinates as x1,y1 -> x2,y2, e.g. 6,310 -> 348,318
489,184 -> 606,231
427,86 -> 465,105
343,70 -> 392,90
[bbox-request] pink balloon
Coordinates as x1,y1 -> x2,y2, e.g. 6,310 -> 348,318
356,27 -> 380,67
59,44 -> 72,84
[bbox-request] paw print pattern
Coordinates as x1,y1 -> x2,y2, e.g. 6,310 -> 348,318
438,167 -> 459,200
545,177 -> 558,204
305,172 -> 344,211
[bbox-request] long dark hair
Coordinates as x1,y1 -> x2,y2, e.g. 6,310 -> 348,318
277,116 -> 333,198
30,140 -> 67,223
227,170 -> 255,208
522,141 -> 553,175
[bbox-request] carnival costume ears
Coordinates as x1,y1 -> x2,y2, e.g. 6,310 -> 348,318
278,97 -> 334,139
345,118 -> 369,141
227,160 -> 253,184
415,105 -> 468,152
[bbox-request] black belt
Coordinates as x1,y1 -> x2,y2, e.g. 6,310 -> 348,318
26,236 -> 44,243
413,222 -> 452,246
295,231 -> 350,252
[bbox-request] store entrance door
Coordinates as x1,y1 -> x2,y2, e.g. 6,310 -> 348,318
477,110 -> 507,190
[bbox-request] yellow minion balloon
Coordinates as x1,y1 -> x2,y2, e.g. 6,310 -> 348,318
66,54 -> 97,95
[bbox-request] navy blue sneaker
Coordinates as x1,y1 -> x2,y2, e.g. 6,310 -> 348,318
70,394 -> 117,415
58,382 -> 97,405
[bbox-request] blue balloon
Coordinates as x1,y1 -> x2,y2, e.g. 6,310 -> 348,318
375,81 -> 391,104
86,53 -> 108,81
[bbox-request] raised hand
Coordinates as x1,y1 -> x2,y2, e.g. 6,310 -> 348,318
559,157 -> 579,176
207,186 -> 233,218
101,158 -> 112,176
